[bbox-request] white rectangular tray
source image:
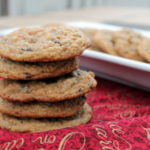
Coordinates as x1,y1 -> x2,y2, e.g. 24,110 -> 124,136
0,22 -> 150,91
67,22 -> 150,91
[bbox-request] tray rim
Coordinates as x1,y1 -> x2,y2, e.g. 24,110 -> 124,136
66,21 -> 150,72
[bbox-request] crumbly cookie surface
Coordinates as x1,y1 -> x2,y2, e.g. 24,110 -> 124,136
0,103 -> 92,133
113,29 -> 144,61
0,69 -> 97,102
0,97 -> 85,118
137,38 -> 150,62
94,30 -> 117,55
0,25 -> 90,62
0,57 -> 79,80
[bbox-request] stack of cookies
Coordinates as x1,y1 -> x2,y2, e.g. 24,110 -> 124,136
0,25 -> 96,132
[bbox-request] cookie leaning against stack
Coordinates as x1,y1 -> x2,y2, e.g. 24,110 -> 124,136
0,24 -> 97,133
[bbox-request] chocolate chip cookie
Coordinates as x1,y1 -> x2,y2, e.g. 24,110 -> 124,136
94,30 -> 117,55
0,57 -> 79,80
113,29 -> 144,61
0,96 -> 85,118
0,69 -> 97,102
0,103 -> 92,132
0,25 -> 90,62
137,38 -> 150,62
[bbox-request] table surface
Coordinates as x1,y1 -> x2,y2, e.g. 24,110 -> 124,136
0,6 -> 150,30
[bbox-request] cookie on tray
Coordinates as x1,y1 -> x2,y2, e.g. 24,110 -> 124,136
94,30 -> 118,55
0,103 -> 92,133
0,57 -> 79,80
0,69 -> 97,102
0,25 -> 90,62
113,29 -> 145,61
137,38 -> 150,62
0,96 -> 85,118
80,28 -> 99,50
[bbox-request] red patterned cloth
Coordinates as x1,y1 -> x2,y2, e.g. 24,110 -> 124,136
0,77 -> 150,150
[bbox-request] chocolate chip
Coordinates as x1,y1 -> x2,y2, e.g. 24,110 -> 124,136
76,70 -> 81,76
53,40 -> 62,46
21,47 -> 33,51
24,73 -> 33,79
78,88 -> 83,92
